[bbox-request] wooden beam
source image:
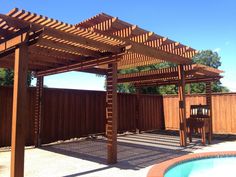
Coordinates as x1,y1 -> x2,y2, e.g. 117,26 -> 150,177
118,69 -> 179,83
30,46 -> 82,61
11,44 -> 29,177
106,62 -> 118,164
0,54 -> 51,71
206,81 -> 212,144
117,65 -> 195,83
94,29 -> 192,64
77,67 -> 108,75
36,52 -> 125,76
127,42 -> 191,64
43,28 -> 124,53
38,38 -> 102,57
0,13 -> 124,53
119,53 -> 162,69
133,77 -> 221,87
34,76 -> 43,147
0,28 -> 15,37
0,27 -> 43,58
178,64 -> 187,147
0,27 -> 28,52
82,16 -> 196,60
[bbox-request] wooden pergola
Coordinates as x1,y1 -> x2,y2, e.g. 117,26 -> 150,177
0,8 -> 222,177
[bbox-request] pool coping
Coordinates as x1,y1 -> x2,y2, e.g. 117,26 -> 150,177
147,151 -> 236,177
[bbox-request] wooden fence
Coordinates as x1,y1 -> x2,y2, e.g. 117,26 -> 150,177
163,93 -> 236,134
0,86 -> 235,147
0,87 -> 164,147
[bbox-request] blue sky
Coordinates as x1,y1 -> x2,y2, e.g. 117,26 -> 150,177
1,0 -> 236,91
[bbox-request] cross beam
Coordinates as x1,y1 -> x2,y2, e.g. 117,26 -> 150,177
36,52 -> 126,76
0,27 -> 43,58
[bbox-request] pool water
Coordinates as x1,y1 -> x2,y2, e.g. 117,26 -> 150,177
164,156 -> 236,177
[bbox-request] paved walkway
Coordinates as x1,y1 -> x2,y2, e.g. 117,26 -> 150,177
1,131 -> 236,177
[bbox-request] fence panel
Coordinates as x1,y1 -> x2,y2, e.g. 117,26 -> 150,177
163,93 -> 236,134
117,93 -> 136,132
0,87 -> 36,147
41,89 -> 106,144
139,95 -> 164,131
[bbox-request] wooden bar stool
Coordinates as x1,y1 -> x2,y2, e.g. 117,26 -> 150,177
186,105 -> 211,145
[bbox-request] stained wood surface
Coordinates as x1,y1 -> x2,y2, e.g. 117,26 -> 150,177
106,63 -> 118,164
11,45 -> 29,177
0,87 -> 236,148
178,64 -> 187,146
0,8 -> 197,74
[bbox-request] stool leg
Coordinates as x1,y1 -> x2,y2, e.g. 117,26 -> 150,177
208,132 -> 212,144
202,127 -> 206,145
189,128 -> 192,143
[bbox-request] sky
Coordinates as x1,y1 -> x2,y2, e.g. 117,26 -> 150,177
1,0 -> 236,91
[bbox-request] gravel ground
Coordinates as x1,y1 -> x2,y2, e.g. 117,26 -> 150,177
1,132 -> 236,177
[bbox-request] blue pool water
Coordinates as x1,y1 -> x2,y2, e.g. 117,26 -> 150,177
164,156 -> 236,177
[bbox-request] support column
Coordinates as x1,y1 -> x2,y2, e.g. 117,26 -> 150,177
11,44 -> 29,177
206,81 -> 212,144
106,62 -> 118,164
34,76 -> 44,147
178,65 -> 187,147
135,87 -> 141,133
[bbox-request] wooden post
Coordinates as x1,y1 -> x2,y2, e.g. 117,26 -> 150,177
34,76 -> 44,147
206,81 -> 212,144
106,62 -> 118,164
11,44 -> 29,177
178,64 -> 187,147
135,87 -> 141,133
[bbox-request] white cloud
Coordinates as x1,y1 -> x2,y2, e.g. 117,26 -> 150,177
213,48 -> 221,53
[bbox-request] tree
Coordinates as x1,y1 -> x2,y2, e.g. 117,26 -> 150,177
117,62 -> 177,94
191,50 -> 229,93
116,50 -> 229,94
0,68 -> 33,86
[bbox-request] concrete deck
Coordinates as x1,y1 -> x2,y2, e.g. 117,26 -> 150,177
1,131 -> 236,177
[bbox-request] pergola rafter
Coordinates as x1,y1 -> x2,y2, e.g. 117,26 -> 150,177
117,64 -> 222,85
76,13 -> 197,67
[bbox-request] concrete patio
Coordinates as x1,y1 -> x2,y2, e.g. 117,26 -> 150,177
1,131 -> 236,177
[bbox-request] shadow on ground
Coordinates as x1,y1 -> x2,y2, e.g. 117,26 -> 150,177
40,130 -> 235,177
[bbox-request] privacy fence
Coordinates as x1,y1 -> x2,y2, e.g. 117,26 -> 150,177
0,87 -> 235,147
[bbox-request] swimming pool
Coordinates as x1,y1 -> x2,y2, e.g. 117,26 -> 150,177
147,152 -> 236,177
165,156 -> 236,177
